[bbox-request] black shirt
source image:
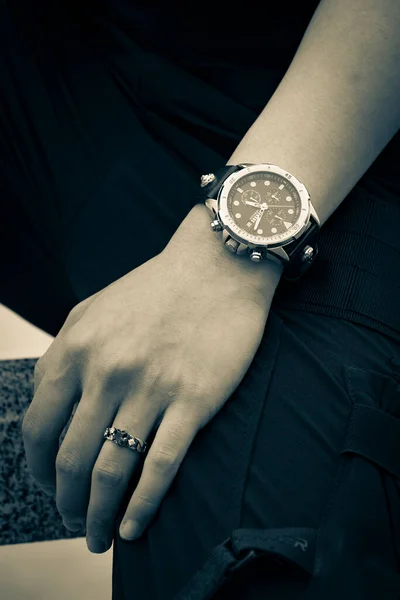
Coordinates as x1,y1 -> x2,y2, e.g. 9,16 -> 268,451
32,0 -> 400,341
101,0 -> 400,342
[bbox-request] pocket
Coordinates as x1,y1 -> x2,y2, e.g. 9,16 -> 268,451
174,360 -> 400,600
304,363 -> 400,600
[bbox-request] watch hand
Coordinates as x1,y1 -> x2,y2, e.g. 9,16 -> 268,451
253,209 -> 265,231
244,200 -> 262,208
274,215 -> 294,229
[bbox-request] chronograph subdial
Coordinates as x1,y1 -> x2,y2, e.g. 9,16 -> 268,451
242,189 -> 261,206
272,207 -> 289,220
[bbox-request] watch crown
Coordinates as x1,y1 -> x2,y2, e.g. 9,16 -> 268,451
210,219 -> 223,232
250,250 -> 263,263
225,238 -> 239,253
200,173 -> 216,187
301,245 -> 314,263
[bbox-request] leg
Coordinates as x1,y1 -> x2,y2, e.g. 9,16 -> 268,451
112,308 -> 400,599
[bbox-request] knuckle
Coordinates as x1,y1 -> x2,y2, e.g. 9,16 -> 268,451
96,358 -> 141,397
21,413 -> 43,444
101,360 -> 129,384
63,328 -> 89,357
68,291 -> 101,321
55,451 -> 84,478
33,358 -> 45,381
140,360 -> 178,395
33,357 -> 48,395
92,461 -> 125,487
67,302 -> 85,320
133,494 -> 157,512
87,513 -> 108,531
150,446 -> 180,473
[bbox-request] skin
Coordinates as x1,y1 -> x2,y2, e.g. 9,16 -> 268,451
22,0 -> 400,554
22,204 -> 282,553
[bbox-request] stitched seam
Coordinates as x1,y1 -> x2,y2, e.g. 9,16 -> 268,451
238,315 -> 284,528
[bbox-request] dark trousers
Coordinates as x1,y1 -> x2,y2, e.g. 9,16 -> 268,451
1,3 -> 400,598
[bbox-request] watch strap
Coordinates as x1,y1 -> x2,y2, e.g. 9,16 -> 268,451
200,165 -> 240,199
279,217 -> 320,282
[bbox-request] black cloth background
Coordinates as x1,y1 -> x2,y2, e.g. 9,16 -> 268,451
1,0 -> 399,339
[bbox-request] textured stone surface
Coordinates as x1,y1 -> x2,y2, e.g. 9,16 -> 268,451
0,359 -> 83,545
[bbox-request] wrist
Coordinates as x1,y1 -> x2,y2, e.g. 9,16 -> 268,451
165,202 -> 283,301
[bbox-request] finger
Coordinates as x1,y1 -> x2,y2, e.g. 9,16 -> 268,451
54,389 -> 118,533
119,404 -> 198,542
22,366 -> 79,491
33,292 -> 102,395
85,396 -> 159,554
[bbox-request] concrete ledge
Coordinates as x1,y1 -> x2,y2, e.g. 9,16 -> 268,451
0,537 -> 112,600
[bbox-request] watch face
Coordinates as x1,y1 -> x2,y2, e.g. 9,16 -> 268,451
225,171 -> 303,244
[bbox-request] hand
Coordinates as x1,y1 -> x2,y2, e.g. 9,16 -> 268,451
22,204 -> 281,554
243,200 -> 262,208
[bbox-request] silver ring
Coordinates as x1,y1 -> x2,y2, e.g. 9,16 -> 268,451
104,427 -> 148,454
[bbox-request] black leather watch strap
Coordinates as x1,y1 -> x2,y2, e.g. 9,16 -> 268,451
280,218 -> 320,282
199,164 -> 320,282
199,165 -> 240,200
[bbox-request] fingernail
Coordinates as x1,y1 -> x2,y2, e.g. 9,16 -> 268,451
120,520 -> 141,541
86,536 -> 107,553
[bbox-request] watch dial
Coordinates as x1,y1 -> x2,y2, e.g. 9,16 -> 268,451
226,171 -> 302,241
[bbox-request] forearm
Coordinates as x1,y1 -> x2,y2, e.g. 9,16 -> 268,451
168,0 -> 400,300
228,0 -> 400,226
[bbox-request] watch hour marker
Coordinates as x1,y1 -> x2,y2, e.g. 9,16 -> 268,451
250,182 -> 256,187
286,196 -> 292,201
284,221 -> 292,229
235,213 -> 241,219
271,227 -> 277,233
257,229 -> 263,235
279,184 -> 285,190
246,221 -> 252,227
233,200 -> 240,206
264,180 -> 271,186
237,188 -> 243,193
288,209 -> 294,214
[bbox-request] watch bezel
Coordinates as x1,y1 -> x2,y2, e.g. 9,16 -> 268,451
217,164 -> 310,248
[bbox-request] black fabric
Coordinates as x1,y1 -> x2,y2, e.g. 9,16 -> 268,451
174,397 -> 400,599
112,311 -> 400,600
174,528 -> 316,599
273,181 -> 400,341
1,3 -> 400,598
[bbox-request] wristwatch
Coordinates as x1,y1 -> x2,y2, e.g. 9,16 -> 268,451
200,163 -> 321,281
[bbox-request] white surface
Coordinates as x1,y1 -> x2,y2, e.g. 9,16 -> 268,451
0,303 -> 54,359
0,304 -> 113,600
0,538 -> 113,600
